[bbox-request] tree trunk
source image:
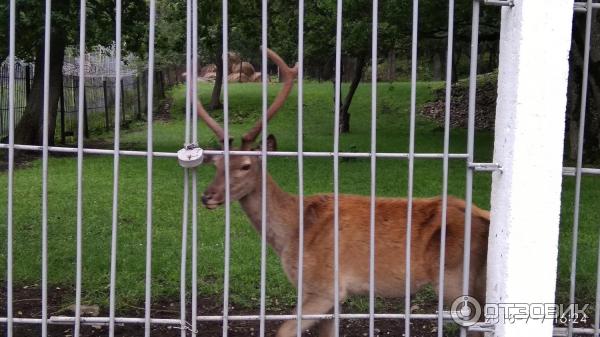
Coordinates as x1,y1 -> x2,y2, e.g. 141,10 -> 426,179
566,51 -> 581,161
339,55 -> 367,133
452,46 -> 461,84
210,46 -> 224,111
432,49 -> 443,81
387,51 -> 396,82
567,10 -> 600,161
15,28 -> 66,146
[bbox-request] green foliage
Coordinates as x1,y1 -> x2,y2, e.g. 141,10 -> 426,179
148,0 -> 500,78
0,0 -> 148,61
155,1 -> 187,67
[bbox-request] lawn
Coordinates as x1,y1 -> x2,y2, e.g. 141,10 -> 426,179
0,80 -> 598,313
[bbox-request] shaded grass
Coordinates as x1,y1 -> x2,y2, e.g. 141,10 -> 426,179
0,80 -> 597,312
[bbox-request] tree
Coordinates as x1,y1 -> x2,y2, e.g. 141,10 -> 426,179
155,1 -> 187,68
0,0 -> 147,145
566,9 -> 600,162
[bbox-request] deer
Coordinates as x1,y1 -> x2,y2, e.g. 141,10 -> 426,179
194,49 -> 490,337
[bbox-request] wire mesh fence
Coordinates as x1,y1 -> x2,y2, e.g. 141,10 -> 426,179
0,61 -> 31,140
0,58 -> 183,142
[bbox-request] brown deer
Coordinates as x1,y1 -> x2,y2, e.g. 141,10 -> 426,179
196,49 -> 489,337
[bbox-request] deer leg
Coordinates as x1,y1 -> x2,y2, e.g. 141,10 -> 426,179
441,270 -> 486,337
317,318 -> 334,337
275,294 -> 334,337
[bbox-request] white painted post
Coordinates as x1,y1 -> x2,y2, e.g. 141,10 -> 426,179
486,1 -> 574,337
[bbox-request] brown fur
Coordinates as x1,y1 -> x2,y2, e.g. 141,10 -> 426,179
201,137 -> 489,337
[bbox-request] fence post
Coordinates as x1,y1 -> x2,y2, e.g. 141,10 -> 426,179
60,76 -> 66,143
25,65 -> 31,99
83,86 -> 89,138
486,1 -> 574,337
159,70 -> 165,98
103,78 -> 109,131
120,78 -> 125,123
136,75 -> 142,120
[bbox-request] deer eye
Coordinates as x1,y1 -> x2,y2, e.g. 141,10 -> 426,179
241,164 -> 251,171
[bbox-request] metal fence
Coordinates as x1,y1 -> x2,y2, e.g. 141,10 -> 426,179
1,1 -> 599,337
0,61 -> 31,140
561,2 -> 600,337
0,59 -> 183,141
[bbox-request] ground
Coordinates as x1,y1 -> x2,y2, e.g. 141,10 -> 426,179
1,286 -> 452,337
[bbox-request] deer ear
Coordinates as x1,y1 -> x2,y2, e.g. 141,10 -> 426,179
219,137 -> 234,148
266,134 -> 277,151
202,153 -> 216,164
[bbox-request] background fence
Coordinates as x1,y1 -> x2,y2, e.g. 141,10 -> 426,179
0,62 -> 30,141
0,59 -> 184,142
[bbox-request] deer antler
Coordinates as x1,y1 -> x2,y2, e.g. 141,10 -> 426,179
190,48 -> 297,148
181,72 -> 227,144
241,48 -> 298,149
195,95 -> 227,144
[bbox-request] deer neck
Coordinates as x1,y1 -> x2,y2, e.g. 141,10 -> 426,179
238,174 -> 299,256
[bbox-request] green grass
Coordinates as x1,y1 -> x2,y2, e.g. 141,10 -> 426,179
0,81 -> 598,312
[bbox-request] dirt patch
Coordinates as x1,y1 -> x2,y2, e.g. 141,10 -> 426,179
0,286 -> 453,337
1,285 -> 594,336
155,97 -> 173,122
420,73 -> 498,131
0,151 -> 40,171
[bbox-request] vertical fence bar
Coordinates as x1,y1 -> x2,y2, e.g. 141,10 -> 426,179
72,77 -> 78,134
596,217 -> 600,337
460,2 -> 479,337
136,76 -> 142,120
5,0 -> 16,335
487,1 -> 573,336
191,0 -> 199,334
259,0 -> 268,335
144,0 -> 157,335
25,65 -> 31,99
405,0 -> 419,336
103,80 -> 109,130
437,0 -> 454,336
74,0 -> 87,335
179,168 -> 189,337
185,0 -> 192,146
108,1 -> 122,335
83,87 -> 89,138
180,0 -> 192,335
368,0 -> 378,336
222,0 -> 232,334
60,77 -> 66,143
295,1 -> 305,335
568,1 -> 593,337
120,79 -> 125,123
41,0 -> 52,336
333,0 -> 343,335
